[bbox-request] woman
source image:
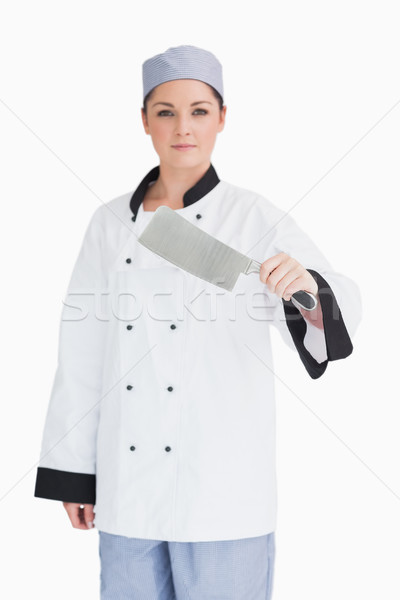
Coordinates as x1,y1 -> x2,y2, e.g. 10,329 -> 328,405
34,45 -> 361,599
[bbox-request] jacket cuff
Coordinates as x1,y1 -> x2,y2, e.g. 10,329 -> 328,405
34,467 -> 96,504
281,269 -> 353,379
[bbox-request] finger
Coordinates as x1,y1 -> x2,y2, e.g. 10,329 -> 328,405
263,259 -> 300,294
83,504 -> 95,529
281,275 -> 306,301
283,272 -> 319,300
64,503 -> 89,530
266,262 -> 295,294
275,270 -> 306,299
259,252 -> 288,284
69,505 -> 85,529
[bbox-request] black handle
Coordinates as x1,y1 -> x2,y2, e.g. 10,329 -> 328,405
290,290 -> 318,311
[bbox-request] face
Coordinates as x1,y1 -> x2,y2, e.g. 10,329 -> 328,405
141,79 -> 226,168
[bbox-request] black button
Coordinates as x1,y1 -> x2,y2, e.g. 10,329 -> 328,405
126,324 -> 133,330
196,214 -> 202,219
126,385 -> 133,390
170,324 -> 176,330
167,386 -> 173,392
130,446 -> 136,451
165,446 -> 171,452
126,258 -> 132,263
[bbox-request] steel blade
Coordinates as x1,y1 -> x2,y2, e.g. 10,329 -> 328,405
137,206 -> 252,291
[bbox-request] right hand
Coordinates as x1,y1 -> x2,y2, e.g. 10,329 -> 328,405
63,502 -> 95,530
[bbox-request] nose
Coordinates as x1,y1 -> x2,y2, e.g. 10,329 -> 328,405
174,114 -> 192,136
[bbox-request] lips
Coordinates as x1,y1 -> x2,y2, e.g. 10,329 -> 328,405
171,144 -> 196,152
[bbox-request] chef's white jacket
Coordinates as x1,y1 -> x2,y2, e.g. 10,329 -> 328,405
34,163 -> 362,542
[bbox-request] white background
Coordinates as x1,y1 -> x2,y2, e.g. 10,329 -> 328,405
0,1 -> 399,598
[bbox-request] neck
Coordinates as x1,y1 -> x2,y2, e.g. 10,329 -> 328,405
151,160 -> 211,203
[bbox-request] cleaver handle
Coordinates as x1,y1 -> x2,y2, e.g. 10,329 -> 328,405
246,259 -> 318,311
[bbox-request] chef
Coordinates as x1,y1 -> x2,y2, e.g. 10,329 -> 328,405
34,45 -> 362,599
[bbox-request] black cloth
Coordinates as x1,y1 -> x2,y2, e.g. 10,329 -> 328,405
282,269 -> 353,379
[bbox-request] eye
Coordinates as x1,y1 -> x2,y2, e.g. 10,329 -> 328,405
157,109 -> 208,117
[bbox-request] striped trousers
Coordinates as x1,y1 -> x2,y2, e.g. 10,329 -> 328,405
98,530 -> 275,599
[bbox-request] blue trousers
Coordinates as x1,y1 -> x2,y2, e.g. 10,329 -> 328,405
98,530 -> 275,599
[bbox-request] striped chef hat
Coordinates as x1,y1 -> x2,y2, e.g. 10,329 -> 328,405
142,45 -> 223,102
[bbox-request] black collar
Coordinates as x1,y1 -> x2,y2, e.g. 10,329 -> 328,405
129,163 -> 220,221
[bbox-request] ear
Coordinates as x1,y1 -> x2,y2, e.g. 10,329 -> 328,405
141,108 -> 150,135
217,105 -> 227,133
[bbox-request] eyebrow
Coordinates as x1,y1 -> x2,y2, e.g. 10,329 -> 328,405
151,101 -> 213,108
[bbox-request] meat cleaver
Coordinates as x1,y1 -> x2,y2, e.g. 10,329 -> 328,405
137,205 -> 317,311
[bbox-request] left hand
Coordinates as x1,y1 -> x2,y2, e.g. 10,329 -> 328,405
260,252 -> 318,301
63,502 -> 95,530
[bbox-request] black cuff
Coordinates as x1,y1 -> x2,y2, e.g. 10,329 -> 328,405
34,467 -> 96,504
282,269 -> 353,379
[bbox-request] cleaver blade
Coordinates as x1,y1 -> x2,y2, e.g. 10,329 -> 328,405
137,205 -> 317,311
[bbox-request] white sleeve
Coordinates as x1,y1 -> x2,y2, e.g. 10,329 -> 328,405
34,206 -> 108,504
260,202 -> 362,379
